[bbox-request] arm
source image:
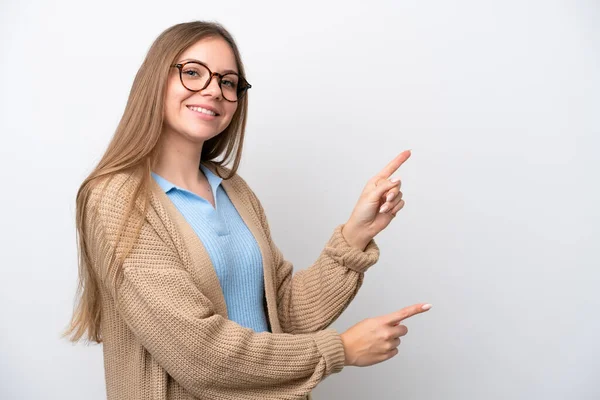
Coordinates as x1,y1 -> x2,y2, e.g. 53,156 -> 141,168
243,184 -> 380,334
117,266 -> 344,398
85,184 -> 346,400
236,149 -> 411,335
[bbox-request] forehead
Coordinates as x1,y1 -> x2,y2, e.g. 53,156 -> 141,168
179,37 -> 238,74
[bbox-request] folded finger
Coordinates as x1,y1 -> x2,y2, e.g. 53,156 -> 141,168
390,199 -> 406,216
391,324 -> 408,337
371,178 -> 401,202
384,189 -> 402,203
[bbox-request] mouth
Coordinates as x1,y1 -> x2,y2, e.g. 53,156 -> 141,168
186,105 -> 220,117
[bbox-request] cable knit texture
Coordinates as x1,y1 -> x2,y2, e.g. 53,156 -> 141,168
84,162 -> 380,400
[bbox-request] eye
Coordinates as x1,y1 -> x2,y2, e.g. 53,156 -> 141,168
222,79 -> 235,88
181,67 -> 206,79
221,74 -> 239,89
183,69 -> 200,77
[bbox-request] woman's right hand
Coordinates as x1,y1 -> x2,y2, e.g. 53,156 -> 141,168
340,303 -> 432,367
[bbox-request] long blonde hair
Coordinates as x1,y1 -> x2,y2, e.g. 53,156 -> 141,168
65,21 -> 249,343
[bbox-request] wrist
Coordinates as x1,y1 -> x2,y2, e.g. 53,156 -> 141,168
341,222 -> 372,251
339,331 -> 352,366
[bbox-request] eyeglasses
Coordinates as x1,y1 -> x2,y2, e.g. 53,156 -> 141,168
172,61 -> 251,102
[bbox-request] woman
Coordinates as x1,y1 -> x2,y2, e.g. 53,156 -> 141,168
65,21 -> 431,400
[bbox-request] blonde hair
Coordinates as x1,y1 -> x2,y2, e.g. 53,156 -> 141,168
64,21 -> 249,343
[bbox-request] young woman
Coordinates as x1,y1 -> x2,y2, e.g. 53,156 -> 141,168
65,21 -> 431,400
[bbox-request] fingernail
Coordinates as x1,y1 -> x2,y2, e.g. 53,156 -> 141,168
422,304 -> 432,310
386,192 -> 394,202
379,204 -> 389,213
390,177 -> 401,183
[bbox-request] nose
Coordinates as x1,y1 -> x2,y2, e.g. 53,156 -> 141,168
201,73 -> 222,100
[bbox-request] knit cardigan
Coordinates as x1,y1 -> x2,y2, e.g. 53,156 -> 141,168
84,162 -> 380,400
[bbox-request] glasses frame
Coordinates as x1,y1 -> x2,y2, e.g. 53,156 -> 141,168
172,61 -> 252,102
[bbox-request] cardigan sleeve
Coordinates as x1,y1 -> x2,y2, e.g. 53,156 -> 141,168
116,266 -> 345,399
84,180 -> 346,400
242,179 -> 380,334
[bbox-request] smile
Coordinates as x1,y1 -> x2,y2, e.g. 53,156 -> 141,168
187,105 -> 218,116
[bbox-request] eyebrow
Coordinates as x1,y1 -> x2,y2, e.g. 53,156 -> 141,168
179,58 -> 238,75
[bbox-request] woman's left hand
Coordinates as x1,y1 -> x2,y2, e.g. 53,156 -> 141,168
341,150 -> 411,250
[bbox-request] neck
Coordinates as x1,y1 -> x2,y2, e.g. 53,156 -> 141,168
153,130 -> 205,189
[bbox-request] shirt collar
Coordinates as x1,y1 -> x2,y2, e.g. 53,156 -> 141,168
201,163 -> 223,193
151,172 -> 176,193
151,163 -> 223,194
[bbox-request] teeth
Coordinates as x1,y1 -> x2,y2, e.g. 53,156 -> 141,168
188,106 -> 217,116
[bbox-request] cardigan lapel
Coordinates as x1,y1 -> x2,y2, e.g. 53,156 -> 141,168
149,178 -> 229,319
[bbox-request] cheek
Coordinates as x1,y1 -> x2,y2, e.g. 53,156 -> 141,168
163,100 -> 178,127
223,104 -> 238,124
164,86 -> 190,121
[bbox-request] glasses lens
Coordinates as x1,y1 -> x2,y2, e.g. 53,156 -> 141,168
221,74 -> 240,101
180,63 -> 210,91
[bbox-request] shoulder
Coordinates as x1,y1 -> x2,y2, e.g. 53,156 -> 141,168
87,171 -> 140,212
83,170 -> 145,238
82,170 -> 170,265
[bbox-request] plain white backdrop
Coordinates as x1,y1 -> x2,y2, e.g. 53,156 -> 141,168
0,0 -> 598,399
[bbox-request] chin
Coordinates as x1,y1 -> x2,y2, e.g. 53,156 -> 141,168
184,128 -> 223,143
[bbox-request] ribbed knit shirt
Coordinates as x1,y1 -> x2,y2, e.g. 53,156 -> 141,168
151,164 -> 269,332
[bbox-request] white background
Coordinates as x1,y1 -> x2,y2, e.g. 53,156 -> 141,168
0,0 -> 598,399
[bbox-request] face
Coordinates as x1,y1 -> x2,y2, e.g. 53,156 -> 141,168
162,37 -> 240,145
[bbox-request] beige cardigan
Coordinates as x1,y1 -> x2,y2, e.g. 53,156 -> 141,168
84,163 -> 380,400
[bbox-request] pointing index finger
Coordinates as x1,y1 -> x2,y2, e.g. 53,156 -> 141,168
384,303 -> 432,325
377,150 -> 411,179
